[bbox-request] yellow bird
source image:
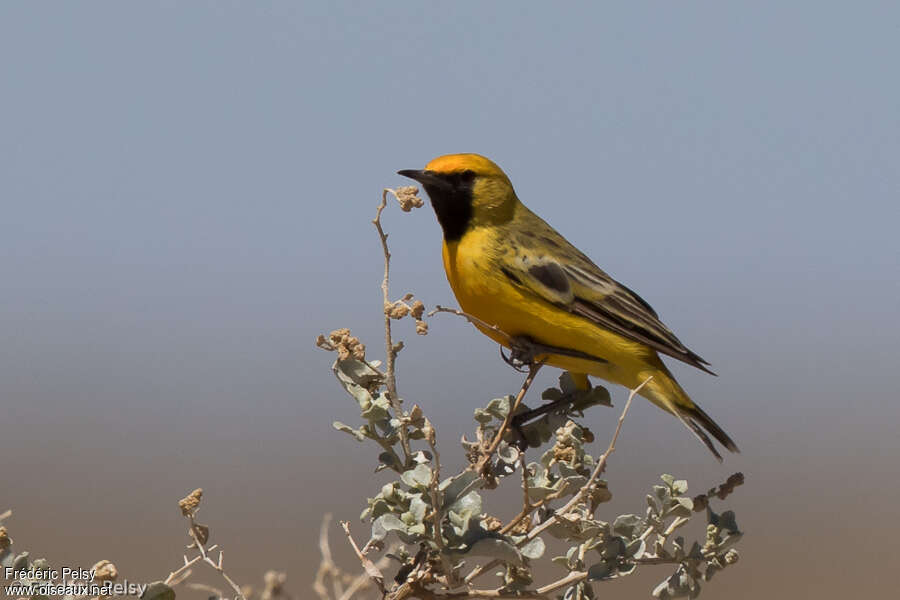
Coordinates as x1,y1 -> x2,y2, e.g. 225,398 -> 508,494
399,153 -> 738,460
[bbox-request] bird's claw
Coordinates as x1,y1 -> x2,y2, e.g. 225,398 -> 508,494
500,336 -> 540,372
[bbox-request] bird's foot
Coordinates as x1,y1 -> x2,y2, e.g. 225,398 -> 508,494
500,336 -> 542,372
501,338 -> 609,374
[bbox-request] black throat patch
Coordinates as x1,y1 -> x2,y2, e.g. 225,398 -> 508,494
424,171 -> 475,242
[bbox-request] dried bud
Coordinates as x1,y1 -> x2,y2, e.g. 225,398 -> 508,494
703,524 -> 720,553
509,516 -> 532,535
410,300 -> 425,319
553,445 -> 576,463
387,302 -> 410,319
723,549 -> 739,565
415,319 -> 428,335
329,328 -> 350,344
407,404 -> 424,425
92,560 -> 118,583
550,421 -> 581,465
0,526 -> 10,550
178,488 -> 203,516
422,418 -> 436,446
324,328 -> 366,361
481,516 -> 503,532
716,472 -> 745,499
262,570 -> 287,600
394,186 -> 424,212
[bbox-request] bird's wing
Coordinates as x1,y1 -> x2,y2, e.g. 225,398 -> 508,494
502,230 -> 715,374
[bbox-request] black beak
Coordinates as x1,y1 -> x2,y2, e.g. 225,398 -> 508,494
397,169 -> 450,190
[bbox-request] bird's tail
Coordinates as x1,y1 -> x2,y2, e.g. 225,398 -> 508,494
638,367 -> 739,462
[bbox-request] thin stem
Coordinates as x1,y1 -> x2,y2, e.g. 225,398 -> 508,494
427,305 -> 514,345
525,377 -> 650,543
186,516 -> 245,600
374,191 -> 399,405
464,378 -> 650,588
165,546 -> 217,585
341,520 -> 387,597
374,189 -> 413,465
313,515 -> 337,600
484,360 -> 544,458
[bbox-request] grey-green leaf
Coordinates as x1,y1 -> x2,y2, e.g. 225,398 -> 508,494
11,551 -> 29,571
613,514 -> 642,539
333,421 -> 366,441
520,537 -> 545,560
460,537 -> 523,566
408,495 -> 427,523
571,385 -> 613,411
587,561 -> 615,581
371,513 -> 406,541
400,464 -> 432,490
450,491 -> 482,517
440,471 -> 483,509
141,582 -> 176,600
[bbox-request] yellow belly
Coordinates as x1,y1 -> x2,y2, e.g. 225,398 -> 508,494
441,232 -> 661,391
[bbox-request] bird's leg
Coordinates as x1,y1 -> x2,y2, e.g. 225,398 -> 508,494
500,336 -> 608,449
501,337 -> 608,373
510,391 -> 582,450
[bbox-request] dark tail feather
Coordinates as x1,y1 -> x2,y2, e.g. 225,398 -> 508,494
673,404 -> 739,462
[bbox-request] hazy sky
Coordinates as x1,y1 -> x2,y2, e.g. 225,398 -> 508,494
2,3 -> 898,598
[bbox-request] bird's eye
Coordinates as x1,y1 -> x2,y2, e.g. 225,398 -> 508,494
462,169 -> 476,179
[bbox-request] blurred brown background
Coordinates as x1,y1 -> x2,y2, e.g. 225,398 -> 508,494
2,3 -> 898,598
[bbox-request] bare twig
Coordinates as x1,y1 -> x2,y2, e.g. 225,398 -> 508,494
165,544 -> 218,586
440,589 -> 552,599
462,559 -> 498,587
374,190 -> 400,405
427,443 -> 444,552
436,571 -> 592,599
167,493 -> 245,600
338,571 -> 384,600
463,378 -> 650,588
186,517 -> 245,600
524,377 -> 650,543
186,582 -> 227,598
479,360 -> 544,465
313,514 -> 340,600
375,188 -> 413,465
423,423 -> 463,591
316,514 -> 393,600
535,570 -> 589,596
634,556 -> 681,566
427,305 -> 514,345
499,454 -> 572,537
341,520 -> 386,596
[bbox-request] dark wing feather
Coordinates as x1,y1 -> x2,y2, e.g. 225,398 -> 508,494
568,293 -> 716,375
502,219 -> 715,375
